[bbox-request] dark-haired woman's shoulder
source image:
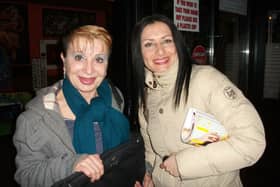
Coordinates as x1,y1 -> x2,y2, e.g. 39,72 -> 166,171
190,64 -> 234,95
191,64 -> 227,82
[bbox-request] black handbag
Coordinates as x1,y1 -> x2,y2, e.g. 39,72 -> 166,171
51,132 -> 145,187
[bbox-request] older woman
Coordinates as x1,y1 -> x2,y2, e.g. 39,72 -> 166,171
13,25 -> 130,187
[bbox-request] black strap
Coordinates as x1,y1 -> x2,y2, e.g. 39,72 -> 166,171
108,79 -> 123,110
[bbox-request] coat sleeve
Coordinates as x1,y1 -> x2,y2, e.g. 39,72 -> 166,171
176,66 -> 266,179
138,107 -> 156,174
13,112 -> 81,187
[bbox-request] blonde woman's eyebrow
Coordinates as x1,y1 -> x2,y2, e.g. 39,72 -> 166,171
95,54 -> 109,60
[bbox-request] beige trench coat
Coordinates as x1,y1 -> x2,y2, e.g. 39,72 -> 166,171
138,63 -> 266,187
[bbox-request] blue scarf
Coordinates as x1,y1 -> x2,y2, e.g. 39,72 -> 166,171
62,78 -> 129,154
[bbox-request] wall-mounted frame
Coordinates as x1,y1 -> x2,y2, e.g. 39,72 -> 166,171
0,2 -> 29,90
42,8 -> 96,37
0,2 -> 29,65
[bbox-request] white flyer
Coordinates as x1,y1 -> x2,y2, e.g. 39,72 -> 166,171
181,108 -> 229,145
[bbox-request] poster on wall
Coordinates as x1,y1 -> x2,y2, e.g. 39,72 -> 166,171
0,3 -> 29,64
174,0 -> 199,32
42,8 -> 96,37
0,2 -> 29,90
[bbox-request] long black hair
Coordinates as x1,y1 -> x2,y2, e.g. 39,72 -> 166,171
131,14 -> 193,115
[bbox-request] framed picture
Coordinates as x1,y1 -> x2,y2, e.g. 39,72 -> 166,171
0,2 -> 29,90
42,8 -> 96,37
0,2 -> 29,64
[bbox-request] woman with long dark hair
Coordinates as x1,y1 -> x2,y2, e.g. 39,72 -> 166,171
131,14 -> 266,187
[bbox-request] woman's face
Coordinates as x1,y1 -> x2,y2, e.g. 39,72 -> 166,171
61,37 -> 109,100
140,21 -> 178,73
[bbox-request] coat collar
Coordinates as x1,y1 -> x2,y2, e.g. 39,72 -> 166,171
27,80 -> 75,152
145,61 -> 179,90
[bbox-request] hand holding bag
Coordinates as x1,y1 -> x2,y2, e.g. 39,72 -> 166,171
51,132 -> 145,187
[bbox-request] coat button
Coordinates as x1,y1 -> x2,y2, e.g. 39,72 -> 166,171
153,81 -> 157,88
159,108 -> 164,114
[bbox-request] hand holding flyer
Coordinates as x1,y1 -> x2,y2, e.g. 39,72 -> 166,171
181,108 -> 229,145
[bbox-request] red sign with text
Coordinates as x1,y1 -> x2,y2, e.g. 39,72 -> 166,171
192,45 -> 207,65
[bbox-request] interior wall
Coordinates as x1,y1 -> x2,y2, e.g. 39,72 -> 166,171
0,0 -> 110,91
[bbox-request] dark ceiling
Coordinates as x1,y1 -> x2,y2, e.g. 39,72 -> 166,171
5,0 -> 113,10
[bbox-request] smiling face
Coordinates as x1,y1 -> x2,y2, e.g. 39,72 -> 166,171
140,21 -> 178,73
61,37 -> 109,101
